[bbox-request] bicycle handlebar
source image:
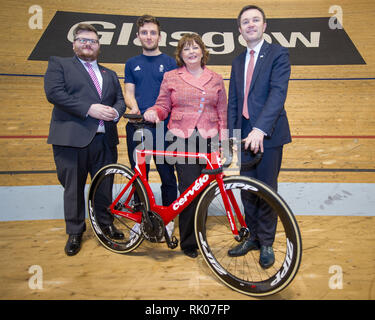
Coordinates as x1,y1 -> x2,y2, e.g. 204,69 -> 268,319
124,114 -> 144,120
220,138 -> 263,171
123,114 -> 262,171
123,113 -> 155,127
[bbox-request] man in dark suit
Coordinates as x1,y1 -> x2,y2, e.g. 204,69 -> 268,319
44,23 -> 126,256
227,5 -> 292,268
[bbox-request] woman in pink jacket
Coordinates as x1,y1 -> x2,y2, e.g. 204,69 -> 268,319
144,33 -> 227,258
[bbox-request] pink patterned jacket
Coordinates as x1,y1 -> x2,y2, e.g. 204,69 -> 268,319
149,66 -> 227,140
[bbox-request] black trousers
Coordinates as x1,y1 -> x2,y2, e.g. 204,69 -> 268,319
52,134 -> 117,235
175,162 -> 205,251
172,132 -> 214,251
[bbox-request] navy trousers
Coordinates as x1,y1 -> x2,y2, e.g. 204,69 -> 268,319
239,118 -> 283,246
126,121 -> 177,206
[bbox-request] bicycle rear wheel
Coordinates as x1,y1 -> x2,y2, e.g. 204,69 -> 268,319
88,164 -> 149,254
195,176 -> 302,297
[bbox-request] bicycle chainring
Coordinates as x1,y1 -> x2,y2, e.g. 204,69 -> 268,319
140,211 -> 165,242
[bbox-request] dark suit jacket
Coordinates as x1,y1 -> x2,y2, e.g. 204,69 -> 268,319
228,41 -> 291,148
44,56 -> 126,148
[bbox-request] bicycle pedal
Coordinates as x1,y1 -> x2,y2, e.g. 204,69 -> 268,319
166,236 -> 179,249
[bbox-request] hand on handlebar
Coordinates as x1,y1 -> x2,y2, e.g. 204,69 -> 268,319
127,106 -> 141,122
143,110 -> 160,124
243,129 -> 264,154
220,137 -> 263,171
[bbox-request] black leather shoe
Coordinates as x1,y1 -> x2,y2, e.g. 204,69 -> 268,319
65,234 -> 82,256
103,224 -> 124,240
259,246 -> 275,269
228,239 -> 260,257
183,248 -> 198,258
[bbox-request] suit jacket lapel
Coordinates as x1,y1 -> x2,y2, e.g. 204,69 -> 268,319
249,41 -> 270,92
99,64 -> 108,99
73,56 -> 102,100
178,66 -> 213,91
73,55 -> 91,84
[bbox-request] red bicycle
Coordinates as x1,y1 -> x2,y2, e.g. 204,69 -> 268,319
88,114 -> 302,297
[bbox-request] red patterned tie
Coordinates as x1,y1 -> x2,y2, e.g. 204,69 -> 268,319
242,50 -> 255,119
85,62 -> 104,128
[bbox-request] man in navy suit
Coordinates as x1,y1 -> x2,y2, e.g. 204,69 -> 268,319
44,23 -> 126,256
227,5 -> 292,268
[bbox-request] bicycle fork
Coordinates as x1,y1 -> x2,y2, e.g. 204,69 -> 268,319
216,175 -> 249,242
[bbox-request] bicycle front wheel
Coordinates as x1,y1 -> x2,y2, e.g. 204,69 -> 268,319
195,176 -> 302,297
88,164 -> 149,254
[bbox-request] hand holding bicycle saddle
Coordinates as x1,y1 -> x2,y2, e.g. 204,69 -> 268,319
87,114 -> 302,297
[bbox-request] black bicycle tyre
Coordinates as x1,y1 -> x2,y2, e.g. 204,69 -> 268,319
88,163 -> 149,254
195,176 -> 302,297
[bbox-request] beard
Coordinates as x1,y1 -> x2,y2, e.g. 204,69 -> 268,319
143,45 -> 158,52
74,46 -> 100,62
140,40 -> 159,52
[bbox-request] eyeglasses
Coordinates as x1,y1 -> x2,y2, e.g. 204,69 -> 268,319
74,38 -> 99,45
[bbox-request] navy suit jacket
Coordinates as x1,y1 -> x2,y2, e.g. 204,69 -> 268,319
228,41 -> 291,148
44,56 -> 126,148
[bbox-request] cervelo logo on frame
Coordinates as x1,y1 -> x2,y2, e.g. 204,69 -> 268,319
29,11 -> 365,66
172,174 -> 209,210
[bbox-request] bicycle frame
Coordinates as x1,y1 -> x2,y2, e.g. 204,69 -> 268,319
109,147 -> 246,238
90,114 -> 302,297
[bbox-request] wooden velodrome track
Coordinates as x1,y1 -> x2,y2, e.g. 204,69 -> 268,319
0,0 -> 374,300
